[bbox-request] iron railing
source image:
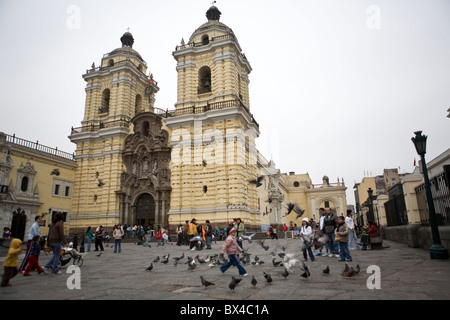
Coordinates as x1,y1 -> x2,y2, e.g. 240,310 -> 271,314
415,170 -> 450,226
5,134 -> 75,161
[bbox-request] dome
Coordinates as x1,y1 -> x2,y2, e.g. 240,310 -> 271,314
120,32 -> 134,48
206,5 -> 221,21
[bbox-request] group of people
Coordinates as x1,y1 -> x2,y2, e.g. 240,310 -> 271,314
2,212 -> 66,286
297,208 -> 379,263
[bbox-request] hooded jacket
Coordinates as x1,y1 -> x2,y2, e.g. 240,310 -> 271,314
4,239 -> 23,267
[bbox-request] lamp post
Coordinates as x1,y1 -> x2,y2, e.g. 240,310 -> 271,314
411,131 -> 449,260
367,188 -> 374,222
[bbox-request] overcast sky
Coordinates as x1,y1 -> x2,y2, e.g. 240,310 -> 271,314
1,0 -> 449,205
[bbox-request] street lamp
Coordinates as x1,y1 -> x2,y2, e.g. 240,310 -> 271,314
411,131 -> 449,260
367,188 -> 374,222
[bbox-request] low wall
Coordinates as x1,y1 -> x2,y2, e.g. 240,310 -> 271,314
382,225 -> 450,250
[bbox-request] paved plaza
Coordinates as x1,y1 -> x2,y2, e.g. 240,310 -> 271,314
1,238 -> 449,301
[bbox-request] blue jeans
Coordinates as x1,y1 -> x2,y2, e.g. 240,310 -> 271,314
348,229 -> 360,249
87,238 -> 92,252
114,239 -> 122,253
326,233 -> 339,255
220,254 -> 247,276
303,247 -> 315,261
339,242 -> 352,261
206,236 -> 212,249
45,243 -> 61,274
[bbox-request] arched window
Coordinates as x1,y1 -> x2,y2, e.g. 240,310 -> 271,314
135,94 -> 143,114
108,59 -> 114,67
20,176 -> 28,192
100,89 -> 110,113
198,66 -> 212,94
202,35 -> 209,45
142,121 -> 150,136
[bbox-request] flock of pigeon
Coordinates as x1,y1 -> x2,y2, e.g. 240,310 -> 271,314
144,236 -> 363,293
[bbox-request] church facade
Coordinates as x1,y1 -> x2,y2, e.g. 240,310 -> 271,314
0,5 -> 347,239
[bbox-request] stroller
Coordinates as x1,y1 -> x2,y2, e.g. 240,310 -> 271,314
60,242 -> 85,267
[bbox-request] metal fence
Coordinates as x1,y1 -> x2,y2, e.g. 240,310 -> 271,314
415,170 -> 450,226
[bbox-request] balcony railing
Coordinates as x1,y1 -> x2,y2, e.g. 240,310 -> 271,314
71,117 -> 131,135
5,134 -> 75,161
153,99 -> 259,128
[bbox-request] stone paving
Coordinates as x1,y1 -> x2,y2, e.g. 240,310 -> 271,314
1,237 -> 449,301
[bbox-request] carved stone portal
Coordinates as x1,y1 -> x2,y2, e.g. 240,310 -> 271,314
117,112 -> 171,229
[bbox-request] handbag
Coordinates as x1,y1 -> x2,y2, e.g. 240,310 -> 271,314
370,236 -> 383,244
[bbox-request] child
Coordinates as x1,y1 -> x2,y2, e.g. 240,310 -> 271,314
220,228 -> 248,277
2,238 -> 23,287
156,229 -> 163,247
300,218 -> 315,262
336,216 -> 352,262
23,235 -> 44,276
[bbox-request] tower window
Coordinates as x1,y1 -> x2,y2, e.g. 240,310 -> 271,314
99,89 -> 110,113
20,177 -> 28,192
143,121 -> 150,136
108,59 -> 114,67
135,94 -> 142,114
198,66 -> 212,94
202,35 -> 209,45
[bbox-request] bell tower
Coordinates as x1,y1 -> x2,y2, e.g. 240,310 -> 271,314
166,5 -> 260,229
69,32 -> 159,232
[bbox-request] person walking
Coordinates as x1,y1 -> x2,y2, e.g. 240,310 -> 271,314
44,212 -> 67,276
220,228 -> 248,277
323,207 -> 339,257
113,224 -> 124,253
235,218 -> 245,249
316,208 -> 329,256
23,235 -> 44,276
176,224 -> 183,246
336,216 -> 352,261
188,219 -> 198,250
282,223 -> 288,239
86,226 -> 94,252
205,220 -> 213,249
19,215 -> 43,272
94,225 -> 104,252
345,210 -> 360,250
300,218 -> 315,261
2,238 -> 23,286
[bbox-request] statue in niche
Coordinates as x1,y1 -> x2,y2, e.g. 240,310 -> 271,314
152,159 -> 158,174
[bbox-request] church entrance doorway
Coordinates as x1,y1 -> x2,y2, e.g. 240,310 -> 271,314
134,193 -> 155,228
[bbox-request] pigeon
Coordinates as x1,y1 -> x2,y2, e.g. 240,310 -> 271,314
250,176 -> 263,187
163,253 -> 170,260
200,276 -> 215,288
263,272 -> 273,284
262,245 -> 269,251
344,266 -> 355,277
251,275 -> 257,287
342,263 -> 349,276
300,271 -> 309,279
153,256 -> 160,263
50,169 -> 60,176
196,255 -> 207,264
272,258 -> 283,267
282,268 -> 289,279
240,233 -> 256,243
284,200 -> 295,214
234,277 -> 243,285
98,179 -> 105,187
354,264 -> 360,276
229,277 -> 237,292
161,257 -> 169,264
146,263 -> 153,271
96,252 -> 102,257
300,262 -> 310,278
293,205 -> 305,219
302,262 -> 310,277
188,261 -> 197,271
322,265 -> 330,275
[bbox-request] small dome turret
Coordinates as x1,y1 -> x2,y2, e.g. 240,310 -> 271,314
120,32 -> 134,48
206,5 -> 221,21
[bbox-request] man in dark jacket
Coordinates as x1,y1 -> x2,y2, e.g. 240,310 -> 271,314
323,207 -> 339,257
205,220 -> 213,249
